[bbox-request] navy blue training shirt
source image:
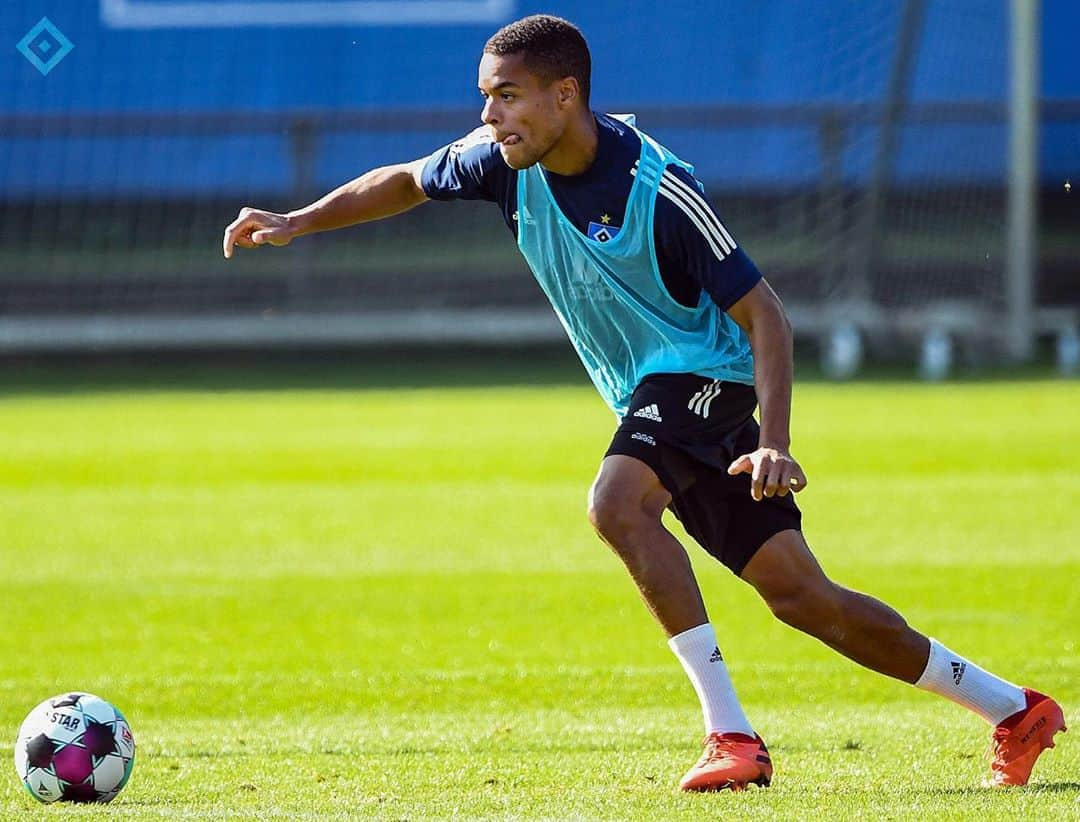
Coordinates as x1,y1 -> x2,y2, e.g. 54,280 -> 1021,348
420,112 -> 762,311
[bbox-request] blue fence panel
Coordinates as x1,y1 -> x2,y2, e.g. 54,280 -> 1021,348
2,0 -> 1077,195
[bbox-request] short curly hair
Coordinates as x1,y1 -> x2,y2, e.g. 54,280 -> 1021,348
484,15 -> 591,104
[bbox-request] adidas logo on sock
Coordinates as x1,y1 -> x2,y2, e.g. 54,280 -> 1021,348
632,403 -> 662,422
951,660 -> 967,685
708,646 -> 723,663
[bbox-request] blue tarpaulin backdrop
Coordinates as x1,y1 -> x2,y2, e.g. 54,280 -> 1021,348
2,1 -> 1078,194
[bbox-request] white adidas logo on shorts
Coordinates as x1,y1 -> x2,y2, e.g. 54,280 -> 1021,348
688,381 -> 723,418
632,403 -> 663,422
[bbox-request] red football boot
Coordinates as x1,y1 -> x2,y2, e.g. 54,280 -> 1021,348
679,731 -> 773,792
989,688 -> 1066,787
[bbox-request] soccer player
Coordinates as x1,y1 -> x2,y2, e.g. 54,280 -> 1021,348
223,15 -> 1065,792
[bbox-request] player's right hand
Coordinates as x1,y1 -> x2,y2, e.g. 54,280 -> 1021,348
223,207 -> 296,259
727,447 -> 808,502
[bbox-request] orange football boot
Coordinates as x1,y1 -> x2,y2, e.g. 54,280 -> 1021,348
989,688 -> 1066,787
679,732 -> 772,792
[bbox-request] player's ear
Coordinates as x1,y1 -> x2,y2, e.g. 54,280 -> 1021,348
557,77 -> 579,107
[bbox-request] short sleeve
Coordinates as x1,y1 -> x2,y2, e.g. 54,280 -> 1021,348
420,126 -> 510,204
653,166 -> 762,311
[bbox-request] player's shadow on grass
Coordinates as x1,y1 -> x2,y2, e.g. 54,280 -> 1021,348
1010,782 -> 1080,794
931,782 -> 1080,796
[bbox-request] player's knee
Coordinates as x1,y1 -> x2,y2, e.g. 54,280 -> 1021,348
587,494 -> 630,545
587,492 -> 653,550
587,458 -> 669,551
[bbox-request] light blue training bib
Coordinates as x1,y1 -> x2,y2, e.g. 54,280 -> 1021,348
516,123 -> 755,418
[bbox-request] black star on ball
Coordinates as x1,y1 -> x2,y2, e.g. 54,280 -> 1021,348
82,720 -> 118,757
26,734 -> 56,769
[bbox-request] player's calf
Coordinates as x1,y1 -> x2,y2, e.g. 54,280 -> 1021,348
742,531 -> 929,682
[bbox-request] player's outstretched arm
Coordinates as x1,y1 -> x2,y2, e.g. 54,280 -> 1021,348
223,159 -> 430,258
725,278 -> 808,501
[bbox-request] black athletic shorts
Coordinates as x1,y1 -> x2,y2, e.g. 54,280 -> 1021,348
604,373 -> 802,576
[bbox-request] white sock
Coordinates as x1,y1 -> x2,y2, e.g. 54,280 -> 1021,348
668,623 -> 755,736
915,637 -> 1027,725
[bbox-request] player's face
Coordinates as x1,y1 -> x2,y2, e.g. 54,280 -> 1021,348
477,52 -> 568,170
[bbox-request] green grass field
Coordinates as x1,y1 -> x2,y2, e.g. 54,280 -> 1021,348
1,361 -> 1077,819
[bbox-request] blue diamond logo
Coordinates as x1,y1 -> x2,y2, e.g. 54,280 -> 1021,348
16,17 -> 74,76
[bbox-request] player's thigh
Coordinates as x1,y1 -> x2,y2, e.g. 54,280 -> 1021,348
739,527 -> 832,601
589,454 -> 673,526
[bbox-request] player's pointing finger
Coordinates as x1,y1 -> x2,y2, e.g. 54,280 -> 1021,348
223,218 -> 243,259
224,214 -> 254,259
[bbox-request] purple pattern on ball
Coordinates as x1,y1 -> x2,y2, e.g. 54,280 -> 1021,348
52,745 -> 93,783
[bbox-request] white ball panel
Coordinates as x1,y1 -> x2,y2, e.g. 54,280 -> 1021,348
114,720 -> 136,759
13,737 -> 28,778
17,699 -> 56,738
91,754 -> 126,792
78,694 -> 117,725
37,708 -> 84,745
96,786 -> 121,804
24,769 -> 62,803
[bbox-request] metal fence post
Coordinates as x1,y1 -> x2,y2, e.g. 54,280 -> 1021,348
1006,0 -> 1039,361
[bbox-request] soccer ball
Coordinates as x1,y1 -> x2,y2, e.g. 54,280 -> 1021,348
13,692 -> 135,804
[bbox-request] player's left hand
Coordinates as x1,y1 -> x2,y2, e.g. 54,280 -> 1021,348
727,447 -> 807,501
